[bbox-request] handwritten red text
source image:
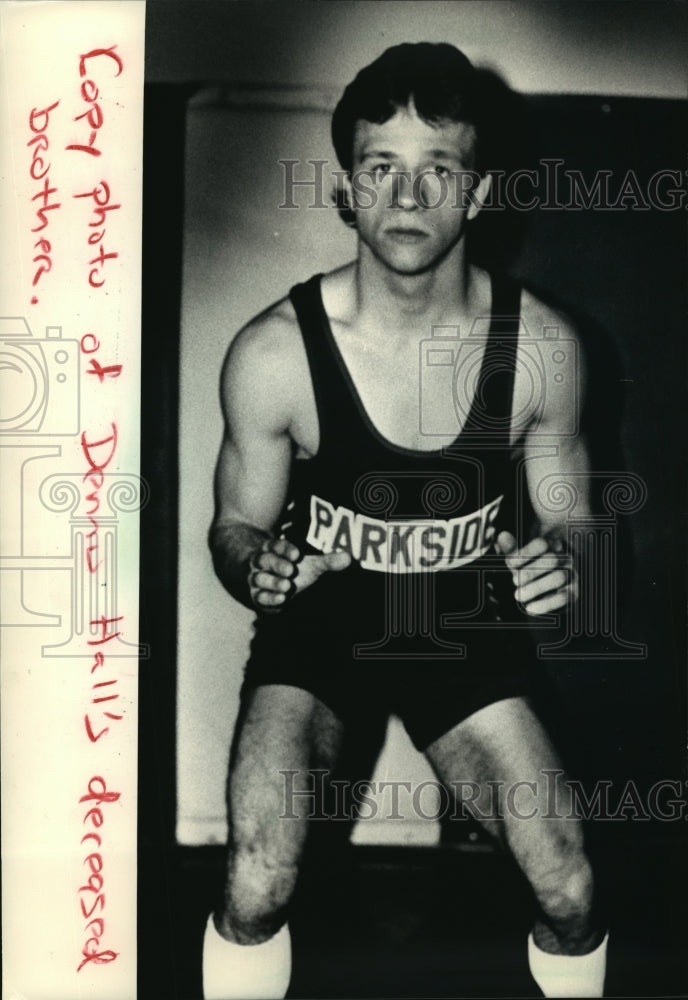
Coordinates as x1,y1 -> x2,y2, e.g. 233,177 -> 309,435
73,181 -> 121,288
66,46 -> 123,158
77,775 -> 121,972
81,332 -> 123,382
84,645 -> 124,743
81,425 -> 118,573
28,101 -> 62,303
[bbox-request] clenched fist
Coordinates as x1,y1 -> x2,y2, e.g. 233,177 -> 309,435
249,538 -> 352,612
496,530 -> 577,616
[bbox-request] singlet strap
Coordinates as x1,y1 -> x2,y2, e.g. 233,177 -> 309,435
289,274 -> 361,451
461,273 -> 522,439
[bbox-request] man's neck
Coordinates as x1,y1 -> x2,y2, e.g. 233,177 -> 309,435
353,243 -> 479,335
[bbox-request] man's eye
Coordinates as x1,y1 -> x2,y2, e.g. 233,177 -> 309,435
434,165 -> 451,177
372,164 -> 391,177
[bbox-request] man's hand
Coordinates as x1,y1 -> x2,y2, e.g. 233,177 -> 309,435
249,537 -> 352,612
496,530 -> 578,616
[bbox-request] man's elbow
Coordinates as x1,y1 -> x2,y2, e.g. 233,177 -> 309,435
207,517 -> 220,556
207,517 -> 234,580
207,519 -> 219,555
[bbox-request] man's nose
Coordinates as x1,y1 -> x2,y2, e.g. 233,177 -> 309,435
391,170 -> 443,209
391,170 -> 418,210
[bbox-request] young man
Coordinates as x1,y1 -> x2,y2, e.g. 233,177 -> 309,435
203,43 -> 608,999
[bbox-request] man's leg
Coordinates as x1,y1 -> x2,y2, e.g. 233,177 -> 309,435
203,683 -> 344,1000
425,696 -> 608,998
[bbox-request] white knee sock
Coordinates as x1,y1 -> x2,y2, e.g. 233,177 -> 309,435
202,914 -> 291,1000
528,932 -> 608,998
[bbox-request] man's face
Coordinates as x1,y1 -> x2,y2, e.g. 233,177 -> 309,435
345,105 -> 491,275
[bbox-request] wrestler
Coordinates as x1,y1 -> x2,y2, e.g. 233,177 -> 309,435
203,42 -> 608,999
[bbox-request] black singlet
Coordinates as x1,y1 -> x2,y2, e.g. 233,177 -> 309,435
243,272 -> 535,750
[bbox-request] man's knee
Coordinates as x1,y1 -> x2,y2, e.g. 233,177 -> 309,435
223,758 -> 313,939
535,851 -> 596,927
508,815 -> 596,924
223,843 -> 299,943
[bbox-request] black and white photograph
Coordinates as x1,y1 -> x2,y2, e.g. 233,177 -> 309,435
143,1 -> 685,997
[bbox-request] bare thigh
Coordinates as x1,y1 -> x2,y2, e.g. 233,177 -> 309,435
221,684 -> 344,941
425,697 -> 594,926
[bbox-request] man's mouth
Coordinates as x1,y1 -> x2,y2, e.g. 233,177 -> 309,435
385,227 -> 430,242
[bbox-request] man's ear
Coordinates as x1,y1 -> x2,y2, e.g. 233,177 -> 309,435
466,172 -> 492,222
342,172 -> 355,211
335,171 -> 357,228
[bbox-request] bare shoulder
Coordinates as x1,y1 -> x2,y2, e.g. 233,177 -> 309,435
223,296 -> 300,381
521,288 -> 581,352
520,287 -> 586,380
517,287 -> 587,436
220,295 -> 305,394
220,294 -> 306,431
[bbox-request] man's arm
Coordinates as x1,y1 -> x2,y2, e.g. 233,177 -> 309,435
209,311 -> 350,612
208,313 -> 297,607
498,309 -> 590,616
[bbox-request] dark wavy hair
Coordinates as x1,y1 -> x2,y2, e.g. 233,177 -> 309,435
332,42 -> 486,173
331,42 -> 495,225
